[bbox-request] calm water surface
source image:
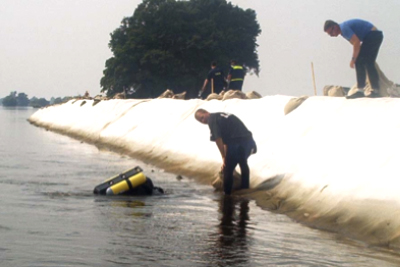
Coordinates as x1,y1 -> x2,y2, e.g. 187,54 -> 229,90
1,106 -> 400,267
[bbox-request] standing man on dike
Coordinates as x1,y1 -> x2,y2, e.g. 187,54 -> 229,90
195,109 -> 257,195
324,19 -> 383,98
199,61 -> 226,99
227,60 -> 245,91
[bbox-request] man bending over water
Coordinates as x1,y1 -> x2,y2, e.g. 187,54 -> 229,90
195,109 -> 257,195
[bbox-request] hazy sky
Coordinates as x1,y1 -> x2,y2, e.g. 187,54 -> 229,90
1,0 -> 399,99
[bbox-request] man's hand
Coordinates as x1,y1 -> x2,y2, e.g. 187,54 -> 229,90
350,58 -> 356,69
349,35 -> 360,69
221,162 -> 225,172
198,90 -> 203,98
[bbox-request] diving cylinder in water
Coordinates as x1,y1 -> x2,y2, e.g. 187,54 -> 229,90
106,172 -> 147,195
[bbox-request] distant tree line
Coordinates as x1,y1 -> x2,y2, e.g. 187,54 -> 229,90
0,91 -> 69,108
101,0 -> 261,99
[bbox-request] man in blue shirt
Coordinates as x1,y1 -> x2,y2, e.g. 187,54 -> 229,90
324,19 -> 383,98
199,61 -> 226,99
227,60 -> 245,91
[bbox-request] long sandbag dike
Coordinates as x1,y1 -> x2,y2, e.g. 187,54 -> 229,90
28,96 -> 400,249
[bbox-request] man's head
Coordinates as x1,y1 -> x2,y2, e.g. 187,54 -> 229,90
211,61 -> 217,68
324,20 -> 340,37
195,108 -> 210,124
230,59 -> 237,66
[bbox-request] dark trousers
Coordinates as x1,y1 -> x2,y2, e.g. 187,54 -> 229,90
228,81 -> 243,91
355,31 -> 383,90
223,138 -> 257,195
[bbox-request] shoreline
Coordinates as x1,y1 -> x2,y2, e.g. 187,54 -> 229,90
28,96 -> 400,250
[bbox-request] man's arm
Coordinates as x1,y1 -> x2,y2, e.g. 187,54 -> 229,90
215,137 -> 226,168
349,34 -> 361,68
199,79 -> 208,97
201,79 -> 208,91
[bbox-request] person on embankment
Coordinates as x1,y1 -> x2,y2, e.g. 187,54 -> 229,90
324,19 -> 383,98
199,61 -> 226,99
195,109 -> 257,195
227,60 -> 245,91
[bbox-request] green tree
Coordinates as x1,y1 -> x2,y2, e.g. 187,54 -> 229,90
30,97 -> 50,108
53,97 -> 64,105
17,92 -> 30,106
2,92 -> 17,106
101,0 -> 261,98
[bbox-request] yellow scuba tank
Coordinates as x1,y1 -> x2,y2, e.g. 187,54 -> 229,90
93,166 -> 147,195
106,172 -> 146,195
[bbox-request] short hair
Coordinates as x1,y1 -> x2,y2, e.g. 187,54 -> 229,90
194,108 -> 208,121
324,20 -> 338,31
211,61 -> 217,67
230,59 -> 237,65
195,108 -> 207,115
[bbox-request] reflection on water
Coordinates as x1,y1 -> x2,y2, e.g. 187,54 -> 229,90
214,196 -> 250,266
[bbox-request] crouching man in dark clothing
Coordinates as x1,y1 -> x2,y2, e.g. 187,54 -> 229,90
195,109 -> 257,195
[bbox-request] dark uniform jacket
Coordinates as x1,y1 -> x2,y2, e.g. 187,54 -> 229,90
207,67 -> 226,94
208,112 -> 253,145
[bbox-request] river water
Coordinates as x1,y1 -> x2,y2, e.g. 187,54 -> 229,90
1,106 -> 400,267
